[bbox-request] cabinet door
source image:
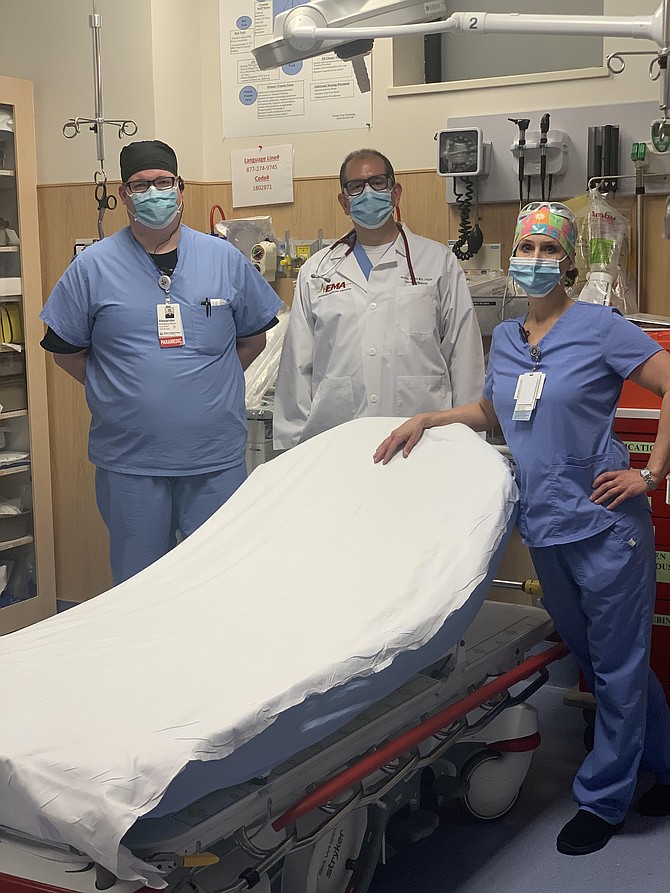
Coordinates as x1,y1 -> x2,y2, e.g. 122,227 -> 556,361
0,77 -> 56,635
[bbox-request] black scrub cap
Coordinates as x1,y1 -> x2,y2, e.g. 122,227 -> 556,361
120,140 -> 178,182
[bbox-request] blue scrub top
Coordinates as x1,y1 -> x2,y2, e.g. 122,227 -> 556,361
483,302 -> 661,547
41,226 -> 282,476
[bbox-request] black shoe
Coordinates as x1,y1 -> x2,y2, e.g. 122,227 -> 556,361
636,783 -> 670,816
556,809 -> 623,855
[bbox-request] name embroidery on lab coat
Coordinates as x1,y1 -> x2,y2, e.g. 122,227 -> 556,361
400,275 -> 433,285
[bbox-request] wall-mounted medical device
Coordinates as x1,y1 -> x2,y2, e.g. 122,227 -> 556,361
250,241 -> 277,282
437,128 -> 486,177
587,125 -> 620,193
437,128 -> 488,260
632,141 -> 670,177
511,130 -> 568,179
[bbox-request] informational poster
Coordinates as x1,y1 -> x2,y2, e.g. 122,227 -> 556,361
220,0 -> 372,138
230,144 -> 294,207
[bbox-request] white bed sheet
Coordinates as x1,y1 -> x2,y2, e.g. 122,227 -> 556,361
0,419 -> 518,887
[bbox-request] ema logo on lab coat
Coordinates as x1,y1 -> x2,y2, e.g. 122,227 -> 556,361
322,281 -> 348,294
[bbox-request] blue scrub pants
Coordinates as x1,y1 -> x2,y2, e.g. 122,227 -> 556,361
530,511 -> 670,824
95,463 -> 247,585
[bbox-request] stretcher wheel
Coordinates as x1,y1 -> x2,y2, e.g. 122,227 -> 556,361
459,749 -> 523,822
281,805 -> 379,893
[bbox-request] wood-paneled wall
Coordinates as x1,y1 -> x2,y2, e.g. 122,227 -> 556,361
37,174 -> 670,600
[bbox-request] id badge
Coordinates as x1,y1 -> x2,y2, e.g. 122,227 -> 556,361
512,371 -> 545,421
157,303 -> 185,348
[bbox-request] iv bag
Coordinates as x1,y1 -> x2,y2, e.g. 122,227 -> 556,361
572,189 -> 637,314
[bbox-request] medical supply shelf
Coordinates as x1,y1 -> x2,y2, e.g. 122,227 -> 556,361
0,464 -> 30,476
0,76 -> 56,634
0,535 -> 33,552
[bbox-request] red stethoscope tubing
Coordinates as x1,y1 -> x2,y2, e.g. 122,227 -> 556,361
314,223 -> 417,286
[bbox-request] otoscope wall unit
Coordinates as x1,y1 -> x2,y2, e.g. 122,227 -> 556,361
446,101 -> 667,204
511,131 -> 568,179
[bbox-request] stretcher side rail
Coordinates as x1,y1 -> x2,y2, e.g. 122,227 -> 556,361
169,672 -> 548,889
274,642 -> 568,831
166,642 -> 567,893
247,672 -> 546,861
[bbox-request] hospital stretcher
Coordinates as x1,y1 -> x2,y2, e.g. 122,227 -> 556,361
0,419 -> 566,893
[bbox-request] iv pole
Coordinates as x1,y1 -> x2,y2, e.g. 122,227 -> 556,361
62,0 -> 138,239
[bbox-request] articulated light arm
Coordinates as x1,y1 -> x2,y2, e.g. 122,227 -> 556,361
253,1 -> 667,70
288,11 -> 661,45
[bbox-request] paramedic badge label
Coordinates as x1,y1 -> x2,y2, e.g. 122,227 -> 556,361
157,303 -> 185,348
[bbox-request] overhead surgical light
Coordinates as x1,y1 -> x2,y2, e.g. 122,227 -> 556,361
252,0 -> 447,71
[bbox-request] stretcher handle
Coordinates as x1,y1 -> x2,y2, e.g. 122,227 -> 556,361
273,642 -> 568,832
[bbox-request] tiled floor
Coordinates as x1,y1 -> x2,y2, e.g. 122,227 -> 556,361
369,683 -> 670,893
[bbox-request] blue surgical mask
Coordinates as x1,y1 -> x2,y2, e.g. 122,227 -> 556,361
131,186 -> 181,229
348,186 -> 394,230
508,257 -> 562,297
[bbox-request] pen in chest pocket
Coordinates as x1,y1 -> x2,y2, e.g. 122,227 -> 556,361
200,297 -> 230,317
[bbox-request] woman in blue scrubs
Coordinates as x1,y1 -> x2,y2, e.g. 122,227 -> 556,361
374,202 -> 670,856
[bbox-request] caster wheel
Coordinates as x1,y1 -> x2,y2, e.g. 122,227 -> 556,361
459,749 -> 523,822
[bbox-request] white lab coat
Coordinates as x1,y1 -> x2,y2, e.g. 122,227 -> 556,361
273,224 -> 484,449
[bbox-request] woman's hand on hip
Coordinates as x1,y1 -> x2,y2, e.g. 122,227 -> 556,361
590,468 -> 650,510
373,414 -> 429,465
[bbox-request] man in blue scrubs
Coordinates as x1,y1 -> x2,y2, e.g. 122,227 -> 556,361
41,140 -> 281,584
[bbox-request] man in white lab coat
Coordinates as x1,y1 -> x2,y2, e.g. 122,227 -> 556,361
273,148 -> 484,449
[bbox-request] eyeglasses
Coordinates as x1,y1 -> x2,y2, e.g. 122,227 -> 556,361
124,176 -> 179,194
518,201 -> 575,222
342,175 -> 394,197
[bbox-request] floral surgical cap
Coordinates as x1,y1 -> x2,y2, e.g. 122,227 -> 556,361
512,203 -> 578,260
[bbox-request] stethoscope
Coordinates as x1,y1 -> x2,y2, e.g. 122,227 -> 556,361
310,223 -> 417,286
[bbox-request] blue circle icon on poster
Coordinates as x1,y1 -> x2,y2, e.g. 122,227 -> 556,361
282,61 -> 303,76
236,16 -> 252,30
239,86 -> 258,106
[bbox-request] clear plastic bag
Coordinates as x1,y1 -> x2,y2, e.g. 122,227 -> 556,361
572,188 -> 637,314
215,216 -> 277,261
244,304 -> 291,410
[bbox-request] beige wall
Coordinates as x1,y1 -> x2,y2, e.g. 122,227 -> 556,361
0,0 -> 663,184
